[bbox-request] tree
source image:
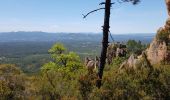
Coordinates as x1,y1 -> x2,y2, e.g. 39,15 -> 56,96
126,39 -> 146,55
37,43 -> 86,99
83,0 -> 140,88
48,43 -> 66,55
48,43 -> 80,67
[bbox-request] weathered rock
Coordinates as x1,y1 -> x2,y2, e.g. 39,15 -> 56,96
119,52 -> 151,70
146,18 -> 170,64
84,56 -> 99,72
107,43 -> 127,64
146,39 -> 168,64
146,0 -> 170,65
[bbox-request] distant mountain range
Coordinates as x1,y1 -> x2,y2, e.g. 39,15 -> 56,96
0,32 -> 155,43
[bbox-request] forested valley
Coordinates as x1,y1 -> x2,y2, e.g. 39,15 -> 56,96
0,32 -> 169,99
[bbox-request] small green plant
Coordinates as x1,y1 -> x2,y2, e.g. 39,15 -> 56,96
156,28 -> 170,43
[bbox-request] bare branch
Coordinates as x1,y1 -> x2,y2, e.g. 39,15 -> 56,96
99,2 -> 105,5
119,0 -> 140,5
83,8 -> 105,19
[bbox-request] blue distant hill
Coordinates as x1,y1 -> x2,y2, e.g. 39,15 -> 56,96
0,32 -> 155,43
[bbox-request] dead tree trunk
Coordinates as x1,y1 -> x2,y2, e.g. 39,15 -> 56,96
97,0 -> 111,88
83,0 -> 140,88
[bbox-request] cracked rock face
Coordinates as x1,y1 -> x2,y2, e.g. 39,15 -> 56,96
146,0 -> 170,65
146,27 -> 170,65
119,52 -> 151,71
146,40 -> 168,64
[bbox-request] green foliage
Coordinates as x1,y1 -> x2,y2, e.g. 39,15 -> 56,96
112,57 -> 127,67
0,80 -> 11,100
78,73 -> 97,100
0,43 -> 170,99
156,28 -> 170,43
41,61 -> 58,71
36,43 -> 86,99
48,43 -> 66,55
89,66 -> 170,99
0,64 -> 22,75
0,40 -> 100,73
37,65 -> 85,99
104,57 -> 127,72
2,62 -> 169,99
47,43 -> 81,68
127,39 -> 146,55
0,64 -> 27,100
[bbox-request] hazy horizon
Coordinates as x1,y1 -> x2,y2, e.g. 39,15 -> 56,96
0,31 -> 156,35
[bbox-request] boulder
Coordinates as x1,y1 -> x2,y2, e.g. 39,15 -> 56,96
107,43 -> 127,64
119,52 -> 151,70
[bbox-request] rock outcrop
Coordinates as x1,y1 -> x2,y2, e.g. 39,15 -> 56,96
84,56 -> 99,72
119,0 -> 170,70
146,0 -> 170,65
146,37 -> 169,65
119,52 -> 151,71
107,42 -> 127,64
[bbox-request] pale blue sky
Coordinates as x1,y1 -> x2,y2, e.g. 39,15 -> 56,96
0,0 -> 167,34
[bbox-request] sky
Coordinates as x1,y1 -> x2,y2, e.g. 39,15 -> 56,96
0,0 -> 168,34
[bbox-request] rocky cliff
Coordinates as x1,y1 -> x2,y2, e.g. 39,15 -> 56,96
119,0 -> 170,70
146,28 -> 170,64
146,0 -> 170,65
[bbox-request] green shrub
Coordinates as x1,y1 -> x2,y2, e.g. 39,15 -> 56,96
0,64 -> 26,100
90,65 -> 170,99
156,29 -> 170,43
36,43 -> 86,99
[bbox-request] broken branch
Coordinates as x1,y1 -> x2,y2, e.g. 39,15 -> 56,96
99,2 -> 105,5
83,8 -> 105,18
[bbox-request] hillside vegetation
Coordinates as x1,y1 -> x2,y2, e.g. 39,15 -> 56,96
0,42 -> 169,99
0,33 -> 154,73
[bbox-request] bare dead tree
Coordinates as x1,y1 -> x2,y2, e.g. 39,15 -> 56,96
83,0 -> 140,88
96,0 -> 112,88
